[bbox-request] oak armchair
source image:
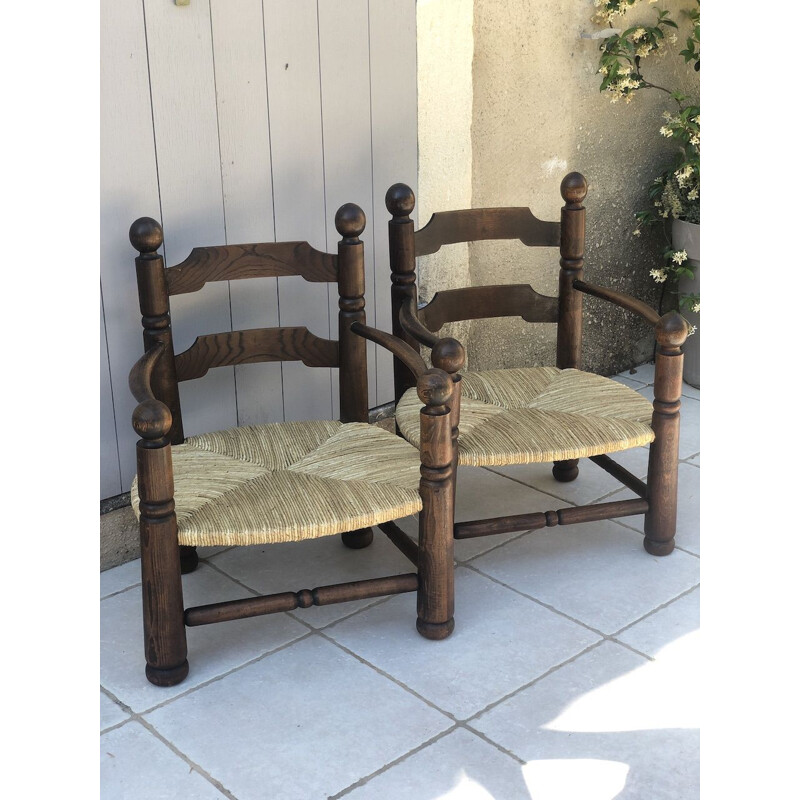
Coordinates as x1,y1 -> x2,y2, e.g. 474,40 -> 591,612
128,204 -> 460,687
385,173 -> 689,557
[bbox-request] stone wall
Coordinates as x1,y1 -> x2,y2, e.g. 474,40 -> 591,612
418,0 -> 699,375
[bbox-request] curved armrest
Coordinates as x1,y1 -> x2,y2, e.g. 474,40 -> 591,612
129,344 -> 172,440
573,279 -> 661,327
350,322 -> 427,380
399,297 -> 440,348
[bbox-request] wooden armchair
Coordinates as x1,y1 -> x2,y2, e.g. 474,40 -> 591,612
128,204 -> 461,687
385,173 -> 689,557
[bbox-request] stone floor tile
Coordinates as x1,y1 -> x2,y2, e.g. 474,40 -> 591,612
101,559 -> 141,599
682,382 -> 700,400
638,387 -> 700,459
327,568 -> 599,720
343,727 -> 531,800
144,636 -> 451,800
209,532 -> 416,629
606,462 -> 700,555
612,374 -> 646,389
472,641 -> 699,799
100,563 -> 308,713
491,455 -> 641,506
101,721 -> 227,799
100,691 -> 129,732
626,362 -> 655,385
395,466 -> 576,562
616,588 -> 699,658
470,520 -> 699,633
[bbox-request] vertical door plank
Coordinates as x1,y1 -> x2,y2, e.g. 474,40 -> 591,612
144,0 -> 236,438
100,0 -> 163,495
100,290 -> 122,499
318,0 -> 377,410
368,0 -> 419,406
210,0 -> 283,426
263,0 -> 334,421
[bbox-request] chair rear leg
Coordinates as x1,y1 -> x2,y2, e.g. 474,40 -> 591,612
553,458 -> 580,482
179,545 -> 199,573
341,528 -> 374,549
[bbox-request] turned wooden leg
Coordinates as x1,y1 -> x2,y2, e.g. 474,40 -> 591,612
552,458 -> 580,482
180,545 -> 199,574
341,527 -> 374,549
136,438 -> 188,687
416,370 -> 455,640
644,313 -> 688,556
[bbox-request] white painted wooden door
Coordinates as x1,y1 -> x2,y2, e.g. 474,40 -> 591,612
100,0 -> 418,500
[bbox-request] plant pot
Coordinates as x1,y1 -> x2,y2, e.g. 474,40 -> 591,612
671,219 -> 700,389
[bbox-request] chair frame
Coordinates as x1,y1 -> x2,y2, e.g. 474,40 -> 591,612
129,205 -> 459,687
384,173 -> 689,558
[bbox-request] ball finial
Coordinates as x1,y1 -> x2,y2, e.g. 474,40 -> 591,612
416,368 -> 453,407
129,217 -> 163,254
385,183 -> 415,217
431,337 -> 466,375
335,203 -> 366,239
560,172 -> 588,205
655,310 -> 690,348
132,399 -> 172,440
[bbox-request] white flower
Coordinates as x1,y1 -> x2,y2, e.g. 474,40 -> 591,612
632,28 -> 647,42
660,126 -> 673,137
691,302 -> 700,313
632,229 -> 641,236
672,250 -> 688,264
687,324 -> 697,336
650,269 -> 668,283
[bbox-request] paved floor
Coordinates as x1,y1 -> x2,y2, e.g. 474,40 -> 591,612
100,365 -> 700,799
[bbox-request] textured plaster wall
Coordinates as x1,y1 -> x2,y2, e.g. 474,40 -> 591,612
418,0 -> 699,375
416,0 -> 475,358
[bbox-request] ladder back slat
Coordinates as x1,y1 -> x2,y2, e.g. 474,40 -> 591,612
174,327 -> 339,382
418,285 -> 559,332
414,207 -> 560,256
165,241 -> 338,295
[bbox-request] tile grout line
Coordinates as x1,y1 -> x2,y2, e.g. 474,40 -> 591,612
102,713 -> 240,800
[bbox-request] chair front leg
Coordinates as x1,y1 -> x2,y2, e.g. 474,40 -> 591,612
416,369 -> 455,640
644,312 -> 689,555
134,405 -> 188,687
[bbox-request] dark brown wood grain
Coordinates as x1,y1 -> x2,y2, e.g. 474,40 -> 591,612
350,321 -> 427,380
399,297 -> 439,348
378,521 -> 420,566
173,327 -> 339,382
418,284 -> 559,332
590,454 -> 647,498
165,241 -> 338,295
453,498 -> 649,539
184,573 -> 419,626
414,207 -> 560,256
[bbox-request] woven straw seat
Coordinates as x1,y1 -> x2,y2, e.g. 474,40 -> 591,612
395,367 -> 654,467
131,420 -> 423,548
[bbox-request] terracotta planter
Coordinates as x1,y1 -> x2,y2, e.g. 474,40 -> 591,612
671,219 -> 700,389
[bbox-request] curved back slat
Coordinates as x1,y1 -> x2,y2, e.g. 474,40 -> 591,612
165,241 -> 338,296
174,327 -> 339,382
418,285 -> 559,332
414,208 -> 560,257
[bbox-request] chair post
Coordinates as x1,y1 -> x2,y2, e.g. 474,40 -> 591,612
644,312 -> 689,555
554,172 -> 588,483
415,368 -> 456,640
130,219 -> 197,574
133,401 -> 189,687
430,338 -> 465,507
335,203 -> 373,550
386,184 -> 421,404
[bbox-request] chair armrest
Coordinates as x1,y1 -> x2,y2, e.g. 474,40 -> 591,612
350,322 -> 428,380
399,297 -> 440,348
129,344 -> 172,441
573,279 -> 661,327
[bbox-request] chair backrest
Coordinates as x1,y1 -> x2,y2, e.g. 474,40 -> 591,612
385,174 -> 588,399
129,204 -> 369,444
